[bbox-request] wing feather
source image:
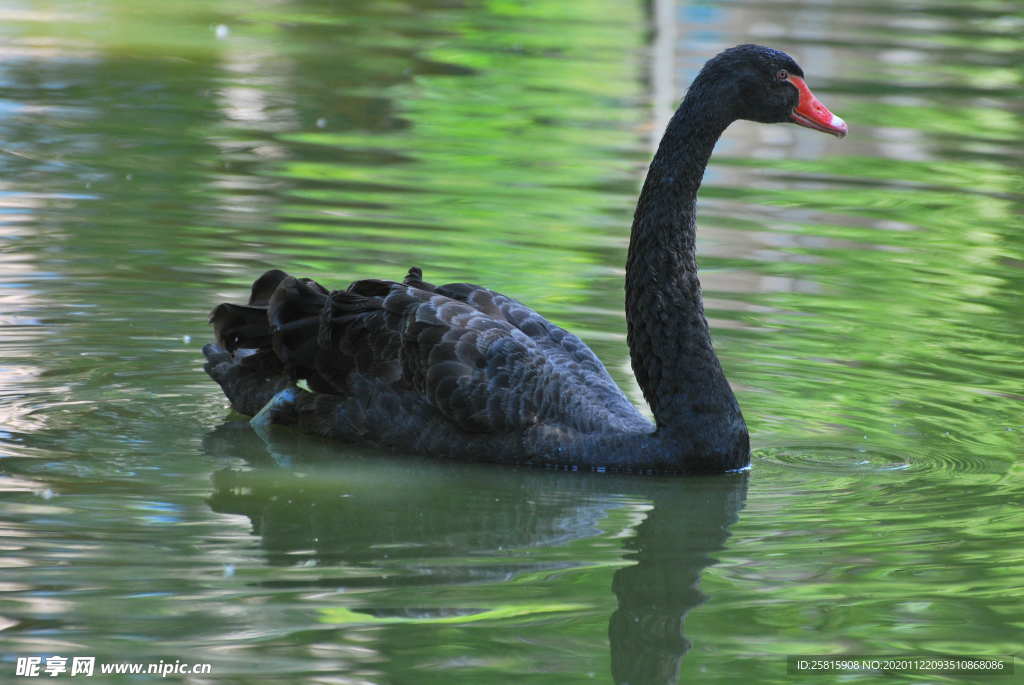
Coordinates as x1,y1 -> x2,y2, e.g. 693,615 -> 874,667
210,266 -> 648,436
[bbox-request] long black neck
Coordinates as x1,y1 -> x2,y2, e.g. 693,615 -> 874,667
625,86 -> 749,468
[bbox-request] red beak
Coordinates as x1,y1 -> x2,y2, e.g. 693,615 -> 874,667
789,76 -> 847,139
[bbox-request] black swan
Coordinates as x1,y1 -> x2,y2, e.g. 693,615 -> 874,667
203,44 -> 847,474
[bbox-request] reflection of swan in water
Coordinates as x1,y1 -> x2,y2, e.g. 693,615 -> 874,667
609,478 -> 746,684
205,422 -> 747,684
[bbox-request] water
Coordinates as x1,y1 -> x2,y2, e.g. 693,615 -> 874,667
0,0 -> 1022,682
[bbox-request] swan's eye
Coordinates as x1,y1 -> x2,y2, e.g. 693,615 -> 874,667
777,69 -> 788,80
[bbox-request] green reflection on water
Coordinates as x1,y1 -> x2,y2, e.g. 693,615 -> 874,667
0,0 -> 1021,683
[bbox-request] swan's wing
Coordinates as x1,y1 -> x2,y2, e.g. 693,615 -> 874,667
209,268 -> 648,434
402,268 -> 633,419
320,274 -> 648,434
319,283 -> 553,432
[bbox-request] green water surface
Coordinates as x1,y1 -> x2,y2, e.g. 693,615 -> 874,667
0,0 -> 1021,683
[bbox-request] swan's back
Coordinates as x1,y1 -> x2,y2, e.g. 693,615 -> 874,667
205,268 -> 651,445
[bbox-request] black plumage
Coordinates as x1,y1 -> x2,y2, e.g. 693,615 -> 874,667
203,45 -> 845,473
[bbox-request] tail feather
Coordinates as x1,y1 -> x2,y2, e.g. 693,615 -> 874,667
317,289 -> 403,387
208,269 -> 292,351
203,343 -> 290,416
249,269 -> 290,306
267,276 -> 330,386
403,266 -> 436,292
205,270 -> 333,413
212,302 -> 277,350
206,267 -> 430,413
347,278 -> 397,297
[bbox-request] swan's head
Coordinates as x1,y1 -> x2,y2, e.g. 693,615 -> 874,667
695,44 -> 847,139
